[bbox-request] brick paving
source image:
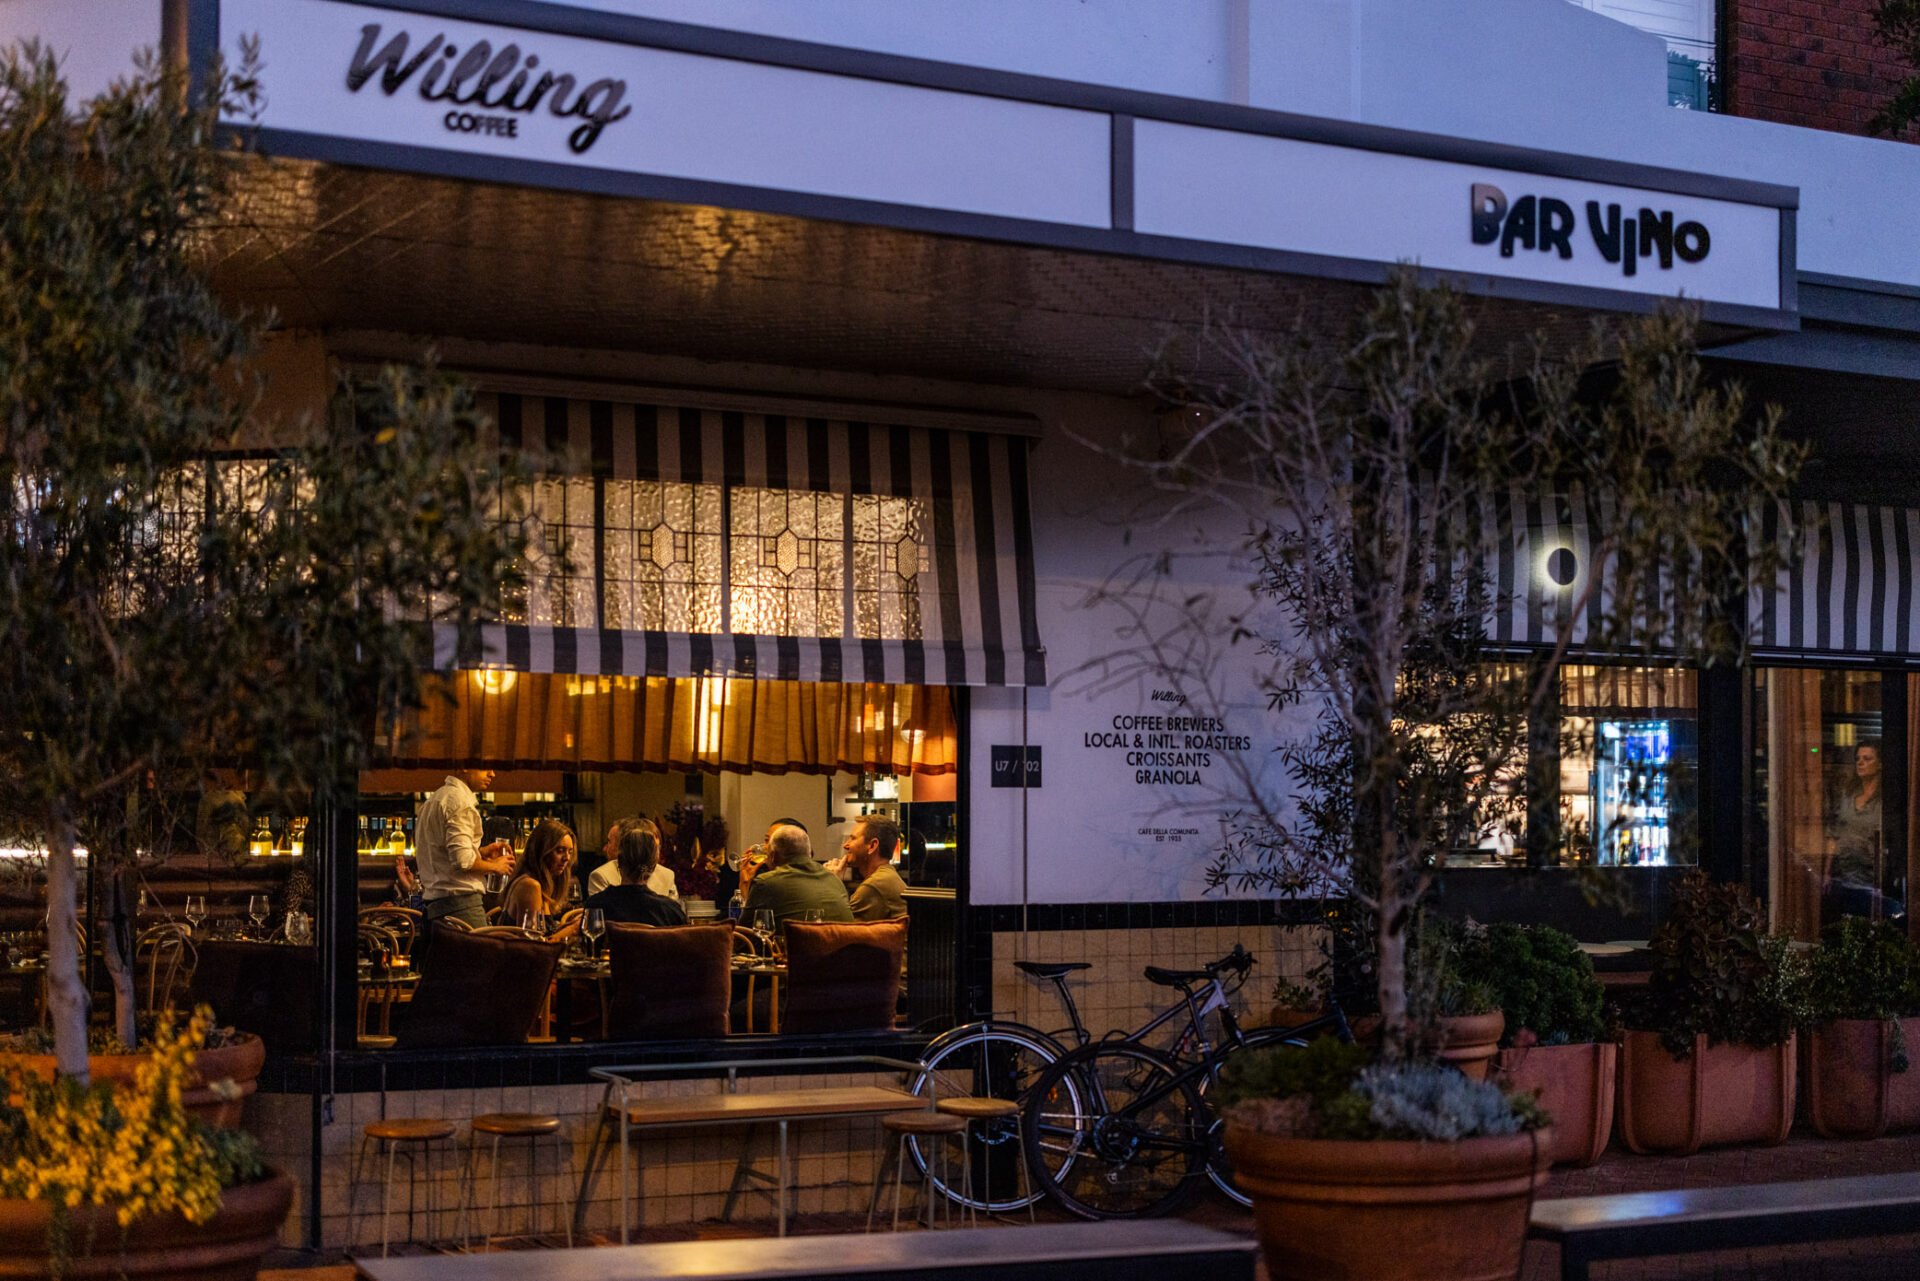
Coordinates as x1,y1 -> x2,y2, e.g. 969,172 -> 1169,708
263,1129 -> 1920,1278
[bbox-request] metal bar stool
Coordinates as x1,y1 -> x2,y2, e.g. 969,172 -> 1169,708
350,1117 -> 456,1257
867,1110 -> 969,1232
936,1095 -> 1034,1222
457,1112 -> 576,1249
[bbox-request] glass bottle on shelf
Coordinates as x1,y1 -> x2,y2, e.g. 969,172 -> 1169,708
248,815 -> 274,859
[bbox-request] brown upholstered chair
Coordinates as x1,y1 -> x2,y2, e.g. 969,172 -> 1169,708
189,940 -> 318,1051
605,922 -> 734,1040
781,918 -> 908,1035
394,924 -> 564,1049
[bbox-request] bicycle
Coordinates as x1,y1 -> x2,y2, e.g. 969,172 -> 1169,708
1019,953 -> 1350,1220
907,944 -> 1345,1214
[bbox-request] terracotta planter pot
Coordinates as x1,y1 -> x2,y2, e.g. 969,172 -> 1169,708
1268,1005 -> 1324,1031
14,1036 -> 265,1129
1349,1012 -> 1506,1081
1615,1029 -> 1796,1155
0,1167 -> 292,1279
1493,1040 -> 1616,1166
1224,1123 -> 1555,1281
1805,1017 -> 1920,1139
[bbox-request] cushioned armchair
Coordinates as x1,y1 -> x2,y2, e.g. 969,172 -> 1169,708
605,922 -> 735,1039
394,924 -> 564,1048
781,918 -> 907,1034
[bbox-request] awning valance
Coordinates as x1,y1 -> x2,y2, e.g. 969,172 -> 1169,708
437,392 -> 1046,687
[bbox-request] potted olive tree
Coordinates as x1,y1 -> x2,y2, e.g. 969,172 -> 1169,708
1804,917 -> 1920,1139
1091,269 -> 1803,1280
0,42 -> 529,1273
1461,923 -> 1615,1166
1616,875 -> 1808,1154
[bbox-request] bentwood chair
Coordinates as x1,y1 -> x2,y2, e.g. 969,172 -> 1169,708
133,922 -> 195,1016
360,906 -> 421,957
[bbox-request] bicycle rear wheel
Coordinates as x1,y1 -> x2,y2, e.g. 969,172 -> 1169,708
908,1024 -> 1070,1213
1023,1041 -> 1208,1220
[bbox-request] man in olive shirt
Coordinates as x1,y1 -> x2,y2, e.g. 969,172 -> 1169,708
844,815 -> 908,921
743,823 -> 854,930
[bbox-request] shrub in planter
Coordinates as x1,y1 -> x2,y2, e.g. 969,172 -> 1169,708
1,1018 -> 265,1130
1402,920 -> 1507,1081
0,1009 -> 291,1279
1218,1039 -> 1553,1281
1616,874 -> 1808,1155
1804,917 -> 1920,1138
1458,923 -> 1616,1166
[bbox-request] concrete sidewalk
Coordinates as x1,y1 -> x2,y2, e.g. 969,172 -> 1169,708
263,1128 -> 1920,1280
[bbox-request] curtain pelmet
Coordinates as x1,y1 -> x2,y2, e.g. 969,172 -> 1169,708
388,673 -> 956,776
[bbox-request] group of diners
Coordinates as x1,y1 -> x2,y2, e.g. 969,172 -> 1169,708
407,768 -> 910,943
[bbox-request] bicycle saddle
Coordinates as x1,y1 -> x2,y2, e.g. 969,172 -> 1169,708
1014,961 -> 1091,979
1143,965 -> 1213,988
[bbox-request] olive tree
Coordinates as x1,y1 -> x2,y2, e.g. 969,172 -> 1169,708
0,47 -> 528,1078
1104,271 -> 1805,1052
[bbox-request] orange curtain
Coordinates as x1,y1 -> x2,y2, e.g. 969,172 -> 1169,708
388,674 -> 956,776
1767,669 -> 1827,942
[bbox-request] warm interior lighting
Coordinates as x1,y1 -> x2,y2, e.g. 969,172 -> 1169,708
475,668 -> 519,694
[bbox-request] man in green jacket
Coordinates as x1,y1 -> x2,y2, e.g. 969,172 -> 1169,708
744,823 -> 855,932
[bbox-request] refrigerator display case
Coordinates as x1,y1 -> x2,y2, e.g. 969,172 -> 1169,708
1593,718 -> 1693,866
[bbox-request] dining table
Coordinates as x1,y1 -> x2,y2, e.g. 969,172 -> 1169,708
545,947 -> 790,1041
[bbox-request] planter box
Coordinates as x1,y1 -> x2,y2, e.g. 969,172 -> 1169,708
0,1167 -> 292,1279
1224,1123 -> 1554,1281
1616,1030 -> 1796,1156
1806,1017 -> 1920,1139
14,1035 -> 265,1129
1494,1040 -> 1616,1167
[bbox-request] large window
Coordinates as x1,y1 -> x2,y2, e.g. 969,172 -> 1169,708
1567,0 -> 1719,110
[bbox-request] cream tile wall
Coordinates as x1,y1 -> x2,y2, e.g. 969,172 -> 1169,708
989,923 -> 1323,1041
246,920 -> 1324,1251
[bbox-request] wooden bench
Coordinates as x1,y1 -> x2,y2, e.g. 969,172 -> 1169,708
1529,1172 -> 1920,1280
574,1056 -> 928,1242
355,1220 -> 1259,1281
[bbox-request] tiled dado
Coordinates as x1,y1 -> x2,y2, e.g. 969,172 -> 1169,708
987,923 -> 1324,1040
244,1072 -> 914,1250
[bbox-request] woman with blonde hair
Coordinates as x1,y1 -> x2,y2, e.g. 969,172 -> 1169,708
501,818 -> 579,936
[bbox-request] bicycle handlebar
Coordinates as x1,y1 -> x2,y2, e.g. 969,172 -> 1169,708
1206,944 -> 1254,976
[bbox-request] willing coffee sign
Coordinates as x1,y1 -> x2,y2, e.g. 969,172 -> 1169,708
345,23 -> 631,154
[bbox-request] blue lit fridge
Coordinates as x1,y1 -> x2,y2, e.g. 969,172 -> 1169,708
1592,718 -> 1695,867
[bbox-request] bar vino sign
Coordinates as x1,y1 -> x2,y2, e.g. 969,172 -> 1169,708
1471,183 -> 1711,280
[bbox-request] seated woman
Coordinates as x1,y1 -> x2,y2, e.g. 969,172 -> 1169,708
501,819 -> 581,939
585,819 -> 689,927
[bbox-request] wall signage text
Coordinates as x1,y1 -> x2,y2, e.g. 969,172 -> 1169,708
346,23 -> 632,154
1471,182 -> 1711,279
990,745 -> 1043,789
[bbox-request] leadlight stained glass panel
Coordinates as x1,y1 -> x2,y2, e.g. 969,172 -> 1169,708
730,487 -> 844,637
852,494 -> 931,640
602,479 -> 724,632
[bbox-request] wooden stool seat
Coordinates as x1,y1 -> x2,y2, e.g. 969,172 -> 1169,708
357,1035 -> 398,1051
936,1096 -> 1021,1119
365,1118 -> 455,1143
880,1110 -> 968,1137
472,1112 -> 561,1137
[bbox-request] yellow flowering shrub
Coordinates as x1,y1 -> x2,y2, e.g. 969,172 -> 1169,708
0,1007 -> 255,1234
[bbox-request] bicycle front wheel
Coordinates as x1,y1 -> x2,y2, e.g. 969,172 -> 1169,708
1024,1041 -> 1208,1219
908,1023 -> 1070,1213
1200,1032 -> 1310,1206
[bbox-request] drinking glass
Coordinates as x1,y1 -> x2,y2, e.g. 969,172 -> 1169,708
483,873 -> 507,896
583,908 -> 605,959
523,910 -> 548,937
800,909 -> 824,923
286,913 -> 312,946
750,909 -> 774,939
184,896 -> 206,932
247,894 -> 270,936
568,878 -> 583,906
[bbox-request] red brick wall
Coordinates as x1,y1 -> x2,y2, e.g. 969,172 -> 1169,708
1729,0 -> 1912,136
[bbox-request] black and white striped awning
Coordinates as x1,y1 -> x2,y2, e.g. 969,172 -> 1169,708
432,391 -> 1046,687
1751,499 -> 1920,657
1486,493 -> 1920,659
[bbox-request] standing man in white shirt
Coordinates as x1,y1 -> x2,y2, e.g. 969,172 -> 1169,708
415,769 -> 518,932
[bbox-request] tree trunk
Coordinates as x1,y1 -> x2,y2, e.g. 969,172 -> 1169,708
102,867 -> 138,1048
45,813 -> 90,1083
1375,840 -> 1410,1060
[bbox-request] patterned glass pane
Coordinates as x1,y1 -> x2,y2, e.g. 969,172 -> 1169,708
730,487 -> 844,637
852,494 -> 929,640
602,479 -> 724,632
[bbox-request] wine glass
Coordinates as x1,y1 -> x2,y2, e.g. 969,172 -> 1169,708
568,878 -> 583,906
583,908 -> 605,960
184,896 -> 206,934
800,909 -> 824,923
523,910 -> 548,938
750,909 -> 774,940
247,894 -> 270,937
